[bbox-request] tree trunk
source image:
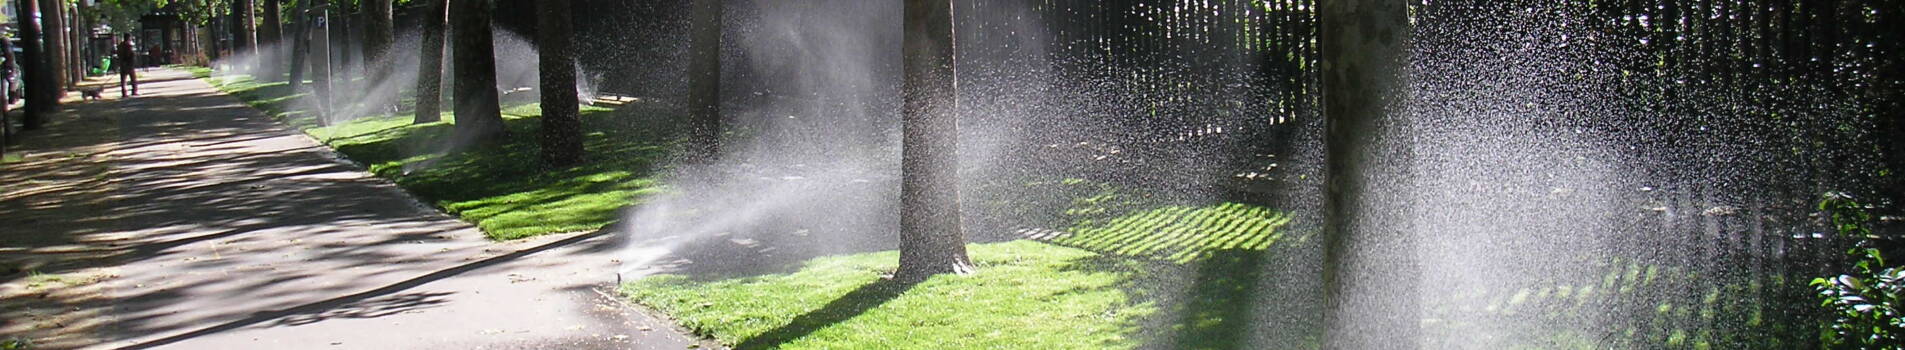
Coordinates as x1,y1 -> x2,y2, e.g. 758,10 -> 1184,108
415,0 -> 448,124
287,0 -> 310,91
683,0 -> 722,160
205,20 -> 220,63
364,0 -> 393,85
71,2 -> 82,81
309,0 -> 335,121
537,0 -> 582,167
894,0 -> 973,282
329,2 -> 352,85
1318,0 -> 1415,348
235,0 -> 257,65
79,0 -> 97,78
261,0 -> 284,80
232,0 -> 255,68
351,5 -> 366,79
450,0 -> 505,144
63,2 -> 79,83
16,0 -> 50,129
39,0 -> 66,95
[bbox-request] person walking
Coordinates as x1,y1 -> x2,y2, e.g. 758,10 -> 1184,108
117,36 -> 138,97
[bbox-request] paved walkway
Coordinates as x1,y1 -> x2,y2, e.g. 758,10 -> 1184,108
1,68 -> 712,349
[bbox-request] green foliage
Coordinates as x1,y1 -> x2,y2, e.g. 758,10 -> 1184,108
0,337 -> 31,350
1813,193 -> 1905,348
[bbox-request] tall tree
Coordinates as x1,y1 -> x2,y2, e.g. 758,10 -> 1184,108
414,0 -> 448,124
16,0 -> 51,129
234,0 -> 257,66
894,0 -> 973,282
450,0 -> 505,144
63,2 -> 80,85
260,0 -> 284,80
40,0 -> 68,94
287,0 -> 312,92
536,0 -> 582,166
1318,0 -> 1415,348
329,0 -> 352,89
684,0 -> 722,160
363,0 -> 393,84
77,0 -> 96,82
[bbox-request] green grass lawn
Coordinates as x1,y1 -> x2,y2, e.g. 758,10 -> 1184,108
189,67 -> 672,239
624,241 -> 1159,349
622,196 -> 1321,350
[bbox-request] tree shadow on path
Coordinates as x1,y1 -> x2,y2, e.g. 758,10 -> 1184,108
112,229 -> 612,350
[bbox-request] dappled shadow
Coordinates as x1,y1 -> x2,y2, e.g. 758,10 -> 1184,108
115,229 -> 614,349
0,69 -> 518,346
1050,244 -> 1322,350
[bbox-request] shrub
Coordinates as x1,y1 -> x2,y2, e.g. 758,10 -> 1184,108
1812,192 -> 1905,348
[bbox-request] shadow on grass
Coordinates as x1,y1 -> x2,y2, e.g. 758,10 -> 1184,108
996,183 -> 1322,349
732,278 -> 921,350
1170,249 -> 1269,350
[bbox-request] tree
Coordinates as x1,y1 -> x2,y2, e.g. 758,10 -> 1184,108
414,0 -> 447,124
260,0 -> 284,80
450,0 -> 505,144
63,2 -> 80,85
1317,0 -> 1415,348
287,0 -> 312,92
329,1 -> 352,86
233,0 -> 256,66
39,0 -> 68,96
15,0 -> 50,129
363,0 -> 392,85
683,0 -> 721,160
894,0 -> 972,282
536,0 -> 582,166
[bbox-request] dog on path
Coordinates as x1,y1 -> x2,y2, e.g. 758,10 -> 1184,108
79,86 -> 105,101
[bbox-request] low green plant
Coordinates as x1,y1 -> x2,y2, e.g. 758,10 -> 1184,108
1812,192 -> 1905,348
1,336 -> 31,350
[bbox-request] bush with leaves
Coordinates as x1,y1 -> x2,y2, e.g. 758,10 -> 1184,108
1813,192 -> 1905,348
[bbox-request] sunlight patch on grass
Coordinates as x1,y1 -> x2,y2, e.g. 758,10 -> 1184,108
1055,202 -> 1290,264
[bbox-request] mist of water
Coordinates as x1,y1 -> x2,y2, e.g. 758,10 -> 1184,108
209,25 -> 604,163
